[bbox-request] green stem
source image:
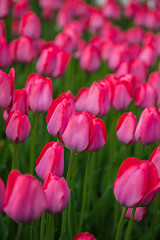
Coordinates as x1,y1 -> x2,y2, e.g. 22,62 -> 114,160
30,114 -> 39,174
12,142 -> 18,170
151,192 -> 160,240
124,208 -> 136,240
78,152 -> 92,233
115,207 -> 127,240
16,223 -> 25,240
40,212 -> 46,240
87,152 -> 95,212
123,144 -> 129,160
46,214 -> 54,240
139,144 -> 145,160
61,151 -> 76,236
30,224 -> 33,240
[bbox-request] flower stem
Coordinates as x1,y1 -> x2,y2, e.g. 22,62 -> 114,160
16,223 -> 25,240
46,213 -> 54,240
78,152 -> 92,233
12,142 -> 18,170
40,212 -> 46,240
151,192 -> 160,240
125,207 -> 136,240
115,207 -> 127,240
30,113 -> 39,174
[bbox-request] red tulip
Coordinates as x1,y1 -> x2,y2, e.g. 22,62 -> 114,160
0,68 -> 14,110
113,157 -> 160,207
35,141 -> 64,180
6,110 -> 31,143
0,178 -> 5,214
43,173 -> 70,214
73,232 -> 96,240
135,106 -> 160,145
3,170 -> 46,223
116,112 -> 137,144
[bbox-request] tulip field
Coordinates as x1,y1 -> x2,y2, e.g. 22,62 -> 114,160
1,0 -> 160,239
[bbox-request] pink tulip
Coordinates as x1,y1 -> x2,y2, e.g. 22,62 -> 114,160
0,68 -> 14,110
116,112 -> 137,144
149,146 -> 160,178
87,116 -> 107,152
80,44 -> 100,73
148,72 -> 160,97
126,27 -> 143,45
0,21 -> 5,37
73,232 -> 96,240
13,0 -> 30,20
0,37 -> 11,68
135,106 -> 160,145
0,178 -> 5,214
6,110 -> 31,143
27,74 -> 53,113
62,111 -> 91,152
134,84 -> 156,109
12,20 -> 19,36
88,10 -> 104,34
102,0 -> 121,20
75,81 -> 110,117
0,0 -> 10,18
138,45 -> 156,67
35,141 -> 64,180
3,170 -> 46,223
43,173 -> 70,213
3,88 -> 28,121
39,0 -> 62,11
113,157 -> 160,207
46,96 -> 75,137
19,11 -> 41,39
56,7 -> 72,29
125,207 -> 146,222
55,32 -> 77,54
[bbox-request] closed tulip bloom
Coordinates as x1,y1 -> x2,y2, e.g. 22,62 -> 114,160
35,141 -> 64,180
102,0 -> 121,20
0,37 -> 11,68
112,79 -> 132,111
73,232 -> 96,240
55,32 -> 77,54
116,112 -> 137,144
113,157 -> 160,208
0,0 -> 10,18
13,0 -> 30,20
135,106 -> 160,145
149,146 -> 160,178
87,116 -> 107,152
46,97 -> 75,137
0,68 -> 14,110
75,81 -> 110,117
43,173 -> 70,214
80,44 -> 100,73
6,110 -> 31,143
125,207 -> 146,222
134,84 -> 156,109
59,90 -> 75,104
39,0 -> 62,11
3,170 -> 46,223
3,88 -> 28,121
0,178 -> 5,214
27,75 -> 53,113
62,111 -> 91,152
148,72 -> 160,97
138,45 -> 156,67
19,11 -> 41,39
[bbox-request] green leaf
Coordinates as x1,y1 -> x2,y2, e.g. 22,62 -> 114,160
0,215 -> 9,240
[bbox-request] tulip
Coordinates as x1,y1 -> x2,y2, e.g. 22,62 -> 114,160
46,96 -> 75,137
0,178 -> 5,214
0,68 -> 14,110
138,45 -> 156,67
134,84 -> 156,109
135,106 -> 160,145
102,0 -> 121,20
0,0 -> 10,18
39,0 -> 62,11
125,207 -> 146,222
62,111 -> 91,152
12,20 -> 19,36
6,110 -> 31,143
80,44 -> 100,73
35,141 -> 64,180
0,37 -> 11,68
3,88 -> 28,121
149,146 -> 160,178
88,10 -> 104,34
126,27 -> 143,45
116,112 -> 137,144
75,81 -> 111,117
55,31 -> 78,54
0,21 -> 5,37
113,157 -> 160,207
43,173 -> 70,214
27,74 -> 53,113
13,0 -> 30,20
19,11 -> 41,39
87,116 -> 107,152
3,170 -> 46,223
56,7 -> 72,29
73,232 -> 96,240
148,72 -> 160,97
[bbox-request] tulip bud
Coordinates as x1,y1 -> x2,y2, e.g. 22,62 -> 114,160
43,173 -> 70,214
149,146 -> 160,178
0,0 -> 10,18
134,84 -> 156,108
6,110 -> 31,143
116,112 -> 137,144
3,170 -> 46,223
26,74 -> 53,113
62,111 -> 91,152
0,178 -> 5,214
125,207 -> 146,222
113,157 -> 160,208
46,96 -> 75,137
19,11 -> 41,39
148,72 -> 160,97
135,106 -> 160,145
13,0 -> 30,20
35,141 -> 64,180
102,0 -> 121,20
73,232 -> 96,240
0,37 -> 11,68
